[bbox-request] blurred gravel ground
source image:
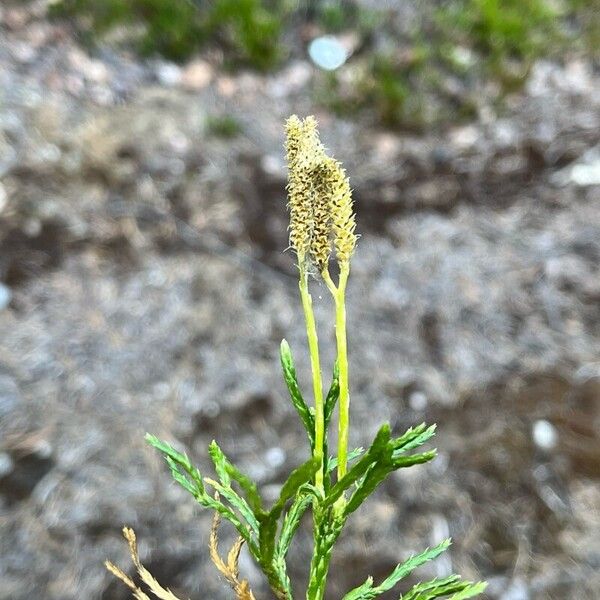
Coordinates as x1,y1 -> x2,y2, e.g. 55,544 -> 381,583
0,2 -> 599,599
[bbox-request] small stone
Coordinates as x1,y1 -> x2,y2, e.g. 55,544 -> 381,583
65,74 -> 84,96
308,36 -> 348,71
285,61 -> 312,89
39,143 -> 62,164
0,182 -> 7,212
23,219 -> 42,237
90,86 -> 114,106
563,59 -> 593,95
449,125 -> 479,150
409,178 -> 460,209
570,161 -> 600,186
217,77 -> 237,97
85,60 -> 110,84
0,452 -> 13,478
261,154 -> 284,177
450,45 -> 475,69
264,447 -> 285,469
3,8 -> 28,30
532,419 -> 558,451
33,439 -> 53,460
409,391 -> 428,411
551,147 -> 600,187
500,578 -> 530,600
11,41 -> 36,64
268,61 -> 312,98
0,374 -> 20,417
0,283 -> 12,311
181,60 -> 213,90
155,62 -> 182,87
153,381 -> 171,401
373,133 -> 401,161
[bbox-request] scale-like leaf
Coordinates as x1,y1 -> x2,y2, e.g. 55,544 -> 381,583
208,440 -> 231,485
392,424 -> 437,457
392,450 -> 437,469
401,576 -> 486,600
324,360 -> 340,427
276,493 -> 312,559
208,440 -> 262,513
343,577 -> 374,600
448,582 -> 487,599
146,434 -> 204,496
401,576 -> 461,600
280,339 -> 315,448
164,455 -> 199,497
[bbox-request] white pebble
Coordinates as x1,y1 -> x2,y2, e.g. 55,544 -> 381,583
409,391 -> 428,411
0,283 -> 11,311
0,452 -> 13,477
570,161 -> 600,186
308,36 -> 348,71
156,62 -> 182,87
0,182 -> 7,212
264,447 -> 285,469
532,419 -> 558,450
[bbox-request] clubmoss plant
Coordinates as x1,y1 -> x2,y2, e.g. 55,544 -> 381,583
107,116 -> 487,600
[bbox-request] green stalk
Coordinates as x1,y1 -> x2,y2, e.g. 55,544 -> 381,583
299,265 -> 325,492
322,263 -> 350,483
333,263 -> 350,481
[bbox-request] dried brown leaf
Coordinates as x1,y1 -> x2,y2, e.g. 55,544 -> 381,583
105,527 -> 186,600
209,496 -> 257,600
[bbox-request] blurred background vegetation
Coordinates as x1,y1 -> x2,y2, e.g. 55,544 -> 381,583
51,0 -> 599,129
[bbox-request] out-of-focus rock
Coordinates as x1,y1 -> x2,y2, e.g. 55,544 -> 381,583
532,419 -> 558,451
0,283 -> 11,311
0,453 -> 13,478
181,59 -> 213,90
500,579 -> 530,600
155,61 -> 183,88
0,374 -> 20,419
308,36 -> 348,71
267,61 -> 312,98
0,182 -> 7,213
552,146 -> 600,187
